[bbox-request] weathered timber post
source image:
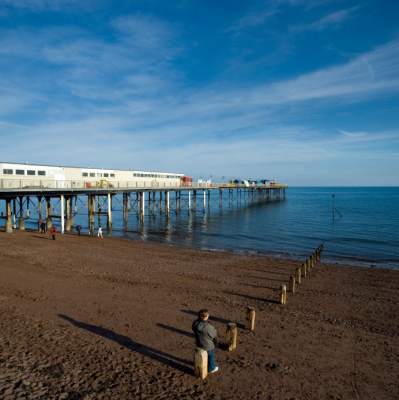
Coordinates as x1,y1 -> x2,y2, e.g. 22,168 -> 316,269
280,284 -> 287,305
193,190 -> 197,209
5,198 -> 13,233
246,307 -> 256,332
207,190 -> 211,207
219,189 -> 223,208
188,190 -> 192,212
60,194 -> 65,234
107,193 -> 113,231
295,267 -> 301,285
18,196 -> 25,231
194,348 -> 208,380
302,262 -> 307,278
203,190 -> 206,211
226,322 -> 237,351
289,275 -> 296,294
46,197 -> 53,230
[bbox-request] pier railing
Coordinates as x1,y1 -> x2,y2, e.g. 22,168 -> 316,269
0,179 -> 287,191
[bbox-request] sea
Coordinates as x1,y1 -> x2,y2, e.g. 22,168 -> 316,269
2,187 -> 399,269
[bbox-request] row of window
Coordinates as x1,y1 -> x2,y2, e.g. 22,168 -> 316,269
82,172 -> 115,178
133,173 -> 180,179
3,169 -> 46,176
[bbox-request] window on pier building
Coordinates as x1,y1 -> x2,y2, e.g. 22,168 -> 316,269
104,173 -> 109,177
110,173 -> 115,178
27,170 -> 36,176
90,173 -> 95,177
3,169 -> 13,174
38,171 -> 46,176
82,172 -> 88,177
16,169 -> 25,175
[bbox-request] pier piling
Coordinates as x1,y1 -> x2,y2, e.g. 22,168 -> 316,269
246,307 -> 256,331
280,284 -> 287,305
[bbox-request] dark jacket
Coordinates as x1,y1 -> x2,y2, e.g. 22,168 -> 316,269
192,319 -> 217,351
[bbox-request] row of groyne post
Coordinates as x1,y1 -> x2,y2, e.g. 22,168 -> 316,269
0,186 -> 287,234
194,244 -> 325,380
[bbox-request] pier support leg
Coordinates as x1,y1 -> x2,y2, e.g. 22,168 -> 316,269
60,194 -> 65,234
188,190 -> 191,212
140,192 -> 145,218
5,198 -> 13,233
289,275 -> 296,294
18,196 -> 25,231
165,191 -> 169,214
12,199 -> 16,229
46,197 -> 52,230
66,196 -> 72,232
295,267 -> 301,285
203,190 -> 206,211
88,195 -> 95,235
37,196 -> 42,231
219,189 -> 223,208
107,193 -> 113,231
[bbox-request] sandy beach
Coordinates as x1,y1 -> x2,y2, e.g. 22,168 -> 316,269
0,231 -> 398,399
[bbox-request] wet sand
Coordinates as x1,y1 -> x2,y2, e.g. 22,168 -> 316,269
0,231 -> 398,399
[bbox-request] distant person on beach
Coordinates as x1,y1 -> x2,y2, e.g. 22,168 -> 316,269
97,226 -> 103,239
76,225 -> 82,236
40,221 -> 46,234
192,309 -> 219,374
49,225 -> 57,240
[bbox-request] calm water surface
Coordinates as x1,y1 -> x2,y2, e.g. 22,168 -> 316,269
3,187 -> 399,269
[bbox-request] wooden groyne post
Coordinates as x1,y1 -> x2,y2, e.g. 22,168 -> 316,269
289,275 -> 296,294
295,267 -> 301,285
246,307 -> 256,332
280,284 -> 287,305
194,348 -> 208,380
226,322 -> 237,351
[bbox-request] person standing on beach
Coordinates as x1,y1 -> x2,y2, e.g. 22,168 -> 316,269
40,221 -> 46,234
97,226 -> 103,239
49,225 -> 57,240
76,225 -> 82,236
192,309 -> 219,373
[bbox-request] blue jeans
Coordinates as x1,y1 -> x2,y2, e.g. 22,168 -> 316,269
207,349 -> 216,372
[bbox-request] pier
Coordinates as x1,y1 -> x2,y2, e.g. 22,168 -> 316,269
0,181 -> 287,234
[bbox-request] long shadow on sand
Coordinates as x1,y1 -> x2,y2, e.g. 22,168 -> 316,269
250,269 -> 292,276
156,323 -> 194,339
180,309 -> 245,329
59,314 -> 192,374
223,291 -> 280,304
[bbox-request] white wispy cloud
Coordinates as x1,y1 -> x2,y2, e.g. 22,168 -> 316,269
292,6 -> 359,32
227,9 -> 278,33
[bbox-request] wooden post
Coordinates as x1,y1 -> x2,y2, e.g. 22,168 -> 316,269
194,348 -> 208,380
279,284 -> 287,305
226,322 -> 237,351
289,275 -> 295,294
165,191 -> 170,214
5,198 -> 13,233
302,262 -> 307,278
295,267 -> 301,285
246,307 -> 256,331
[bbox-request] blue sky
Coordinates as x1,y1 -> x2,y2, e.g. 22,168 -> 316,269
0,0 -> 398,185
